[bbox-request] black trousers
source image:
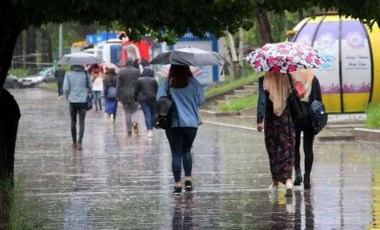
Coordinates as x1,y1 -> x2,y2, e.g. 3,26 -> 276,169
294,126 -> 315,175
69,103 -> 87,144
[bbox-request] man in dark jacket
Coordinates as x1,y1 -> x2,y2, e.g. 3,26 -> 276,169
55,65 -> 66,99
116,58 -> 141,135
134,67 -> 158,137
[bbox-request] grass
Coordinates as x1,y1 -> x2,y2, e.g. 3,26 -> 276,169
217,94 -> 258,112
204,72 -> 262,98
1,175 -> 25,230
41,82 -> 57,91
365,103 -> 380,129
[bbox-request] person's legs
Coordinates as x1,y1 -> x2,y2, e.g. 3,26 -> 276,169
294,127 -> 302,185
166,128 -> 184,187
182,128 -> 197,178
93,91 -> 100,111
139,101 -> 151,130
58,80 -> 64,98
303,128 -> 315,189
77,103 -> 87,148
69,103 -> 78,147
182,128 -> 197,191
123,104 -> 133,134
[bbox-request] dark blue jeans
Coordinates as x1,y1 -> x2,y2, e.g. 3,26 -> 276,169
165,127 -> 198,183
93,91 -> 102,110
140,101 -> 155,130
69,103 -> 87,144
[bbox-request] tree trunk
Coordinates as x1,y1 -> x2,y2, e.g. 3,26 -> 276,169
13,33 -> 23,69
26,26 -> 37,69
41,28 -> 52,65
0,12 -> 22,227
255,9 -> 273,45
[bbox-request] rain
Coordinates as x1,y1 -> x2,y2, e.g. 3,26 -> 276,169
9,87 -> 380,229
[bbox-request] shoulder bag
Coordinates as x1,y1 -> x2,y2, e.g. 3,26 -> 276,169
309,84 -> 328,135
154,79 -> 173,129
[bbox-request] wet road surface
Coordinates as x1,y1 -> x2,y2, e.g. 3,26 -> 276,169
8,88 -> 380,229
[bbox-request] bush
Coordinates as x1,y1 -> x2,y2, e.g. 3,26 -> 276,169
365,103 -> 380,129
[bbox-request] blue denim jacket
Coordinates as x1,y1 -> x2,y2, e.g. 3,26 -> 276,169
157,77 -> 204,128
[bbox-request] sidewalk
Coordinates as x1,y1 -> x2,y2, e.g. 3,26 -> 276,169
201,109 -> 380,142
9,88 -> 380,229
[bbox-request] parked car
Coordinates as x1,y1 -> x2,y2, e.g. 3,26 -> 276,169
5,74 -> 20,89
18,67 -> 55,87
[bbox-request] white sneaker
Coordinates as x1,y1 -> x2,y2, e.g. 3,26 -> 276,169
147,130 -> 153,138
285,179 -> 293,197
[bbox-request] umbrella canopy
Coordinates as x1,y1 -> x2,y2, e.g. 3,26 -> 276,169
150,47 -> 226,66
156,65 -> 203,78
244,42 -> 325,73
58,52 -> 104,66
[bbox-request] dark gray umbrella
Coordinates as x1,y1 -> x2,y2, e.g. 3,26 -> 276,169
58,52 -> 104,66
150,47 -> 227,66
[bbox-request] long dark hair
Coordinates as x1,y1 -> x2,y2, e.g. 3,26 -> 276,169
168,65 -> 193,88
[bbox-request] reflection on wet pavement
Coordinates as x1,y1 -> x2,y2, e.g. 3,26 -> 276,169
8,88 -> 380,229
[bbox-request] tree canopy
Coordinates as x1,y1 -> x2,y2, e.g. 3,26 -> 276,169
1,0 -> 380,88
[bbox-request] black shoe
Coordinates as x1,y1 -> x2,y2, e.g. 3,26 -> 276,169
172,186 -> 182,194
294,171 -> 302,186
185,180 -> 193,192
304,174 -> 311,189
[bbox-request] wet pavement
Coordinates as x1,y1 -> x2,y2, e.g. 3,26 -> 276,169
8,88 -> 380,229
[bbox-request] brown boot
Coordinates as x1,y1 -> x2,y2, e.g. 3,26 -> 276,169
133,122 -> 139,134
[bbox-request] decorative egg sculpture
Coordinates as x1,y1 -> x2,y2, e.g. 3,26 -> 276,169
289,14 -> 380,113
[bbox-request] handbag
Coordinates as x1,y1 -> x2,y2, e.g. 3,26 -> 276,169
287,74 -> 307,122
85,72 -> 93,111
86,94 -> 93,111
154,79 -> 173,129
309,84 -> 328,135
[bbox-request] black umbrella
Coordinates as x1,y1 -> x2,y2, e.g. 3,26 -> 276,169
150,47 -> 226,66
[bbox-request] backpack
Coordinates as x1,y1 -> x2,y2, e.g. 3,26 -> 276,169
107,86 -> 117,99
309,100 -> 328,135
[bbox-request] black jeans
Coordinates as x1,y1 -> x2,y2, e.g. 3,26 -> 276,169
294,126 -> 315,176
69,103 -> 87,144
165,127 -> 197,183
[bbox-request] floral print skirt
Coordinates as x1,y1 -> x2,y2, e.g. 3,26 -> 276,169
264,106 -> 295,184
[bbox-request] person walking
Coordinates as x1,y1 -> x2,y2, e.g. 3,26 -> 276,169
55,65 -> 66,100
134,67 -> 158,138
63,65 -> 92,150
103,67 -> 118,123
117,58 -> 140,135
156,65 -> 205,194
256,72 -> 295,197
90,65 -> 103,112
290,69 -> 322,189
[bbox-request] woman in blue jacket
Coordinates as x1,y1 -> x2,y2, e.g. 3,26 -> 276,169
156,65 -> 205,194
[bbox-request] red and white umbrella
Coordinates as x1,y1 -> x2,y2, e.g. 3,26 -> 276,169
244,42 -> 325,73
